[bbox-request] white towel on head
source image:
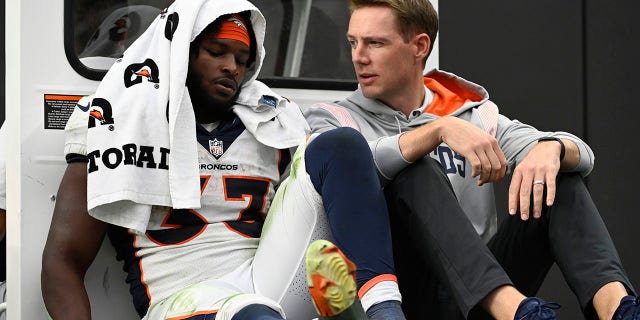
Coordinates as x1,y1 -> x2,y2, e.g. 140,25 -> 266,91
85,0 -> 308,233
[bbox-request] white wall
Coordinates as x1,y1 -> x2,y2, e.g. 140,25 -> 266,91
5,0 -> 137,318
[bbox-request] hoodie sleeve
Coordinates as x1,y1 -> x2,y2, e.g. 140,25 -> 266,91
301,104 -> 345,134
303,103 -> 412,184
369,135 -> 413,183
496,114 -> 595,176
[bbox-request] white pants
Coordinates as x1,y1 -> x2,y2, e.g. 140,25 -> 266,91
145,140 -> 331,320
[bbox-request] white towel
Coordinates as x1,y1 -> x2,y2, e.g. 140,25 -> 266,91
85,0 -> 308,232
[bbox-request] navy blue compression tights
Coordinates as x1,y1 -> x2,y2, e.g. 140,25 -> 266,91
230,304 -> 283,319
305,127 -> 396,289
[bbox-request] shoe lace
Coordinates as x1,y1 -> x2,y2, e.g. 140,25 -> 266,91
517,301 -> 561,320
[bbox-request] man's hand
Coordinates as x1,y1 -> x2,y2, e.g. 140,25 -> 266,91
402,117 -> 507,185
438,117 -> 507,185
399,116 -> 506,184
507,141 -> 563,220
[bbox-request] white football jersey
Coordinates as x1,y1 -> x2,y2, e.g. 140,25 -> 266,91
106,118 -> 292,314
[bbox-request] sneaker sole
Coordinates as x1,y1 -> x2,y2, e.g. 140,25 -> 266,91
305,239 -> 357,317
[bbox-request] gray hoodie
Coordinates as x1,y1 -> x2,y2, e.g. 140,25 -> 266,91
303,69 -> 594,241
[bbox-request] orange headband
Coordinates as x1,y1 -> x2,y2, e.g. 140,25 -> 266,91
215,14 -> 251,48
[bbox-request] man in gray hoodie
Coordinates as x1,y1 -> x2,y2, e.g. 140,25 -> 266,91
303,0 -> 639,319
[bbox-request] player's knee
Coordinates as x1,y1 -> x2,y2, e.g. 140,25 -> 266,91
307,127 -> 369,161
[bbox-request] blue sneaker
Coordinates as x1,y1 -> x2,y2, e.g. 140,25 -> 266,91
515,297 -> 560,320
613,295 -> 640,320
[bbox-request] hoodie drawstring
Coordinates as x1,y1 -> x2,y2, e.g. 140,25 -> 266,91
394,115 -> 402,135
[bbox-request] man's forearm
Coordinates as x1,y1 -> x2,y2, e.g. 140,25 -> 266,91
398,121 -> 442,162
559,138 -> 581,171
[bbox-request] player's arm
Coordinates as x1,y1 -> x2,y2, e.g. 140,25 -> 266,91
41,161 -> 107,320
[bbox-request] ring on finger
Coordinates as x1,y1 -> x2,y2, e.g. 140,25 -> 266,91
533,180 -> 545,185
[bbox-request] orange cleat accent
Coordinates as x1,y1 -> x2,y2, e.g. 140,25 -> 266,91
306,240 -> 357,317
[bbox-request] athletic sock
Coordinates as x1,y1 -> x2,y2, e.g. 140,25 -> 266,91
366,300 -> 406,320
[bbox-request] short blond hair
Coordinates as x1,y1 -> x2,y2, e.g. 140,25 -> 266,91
350,0 -> 438,59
